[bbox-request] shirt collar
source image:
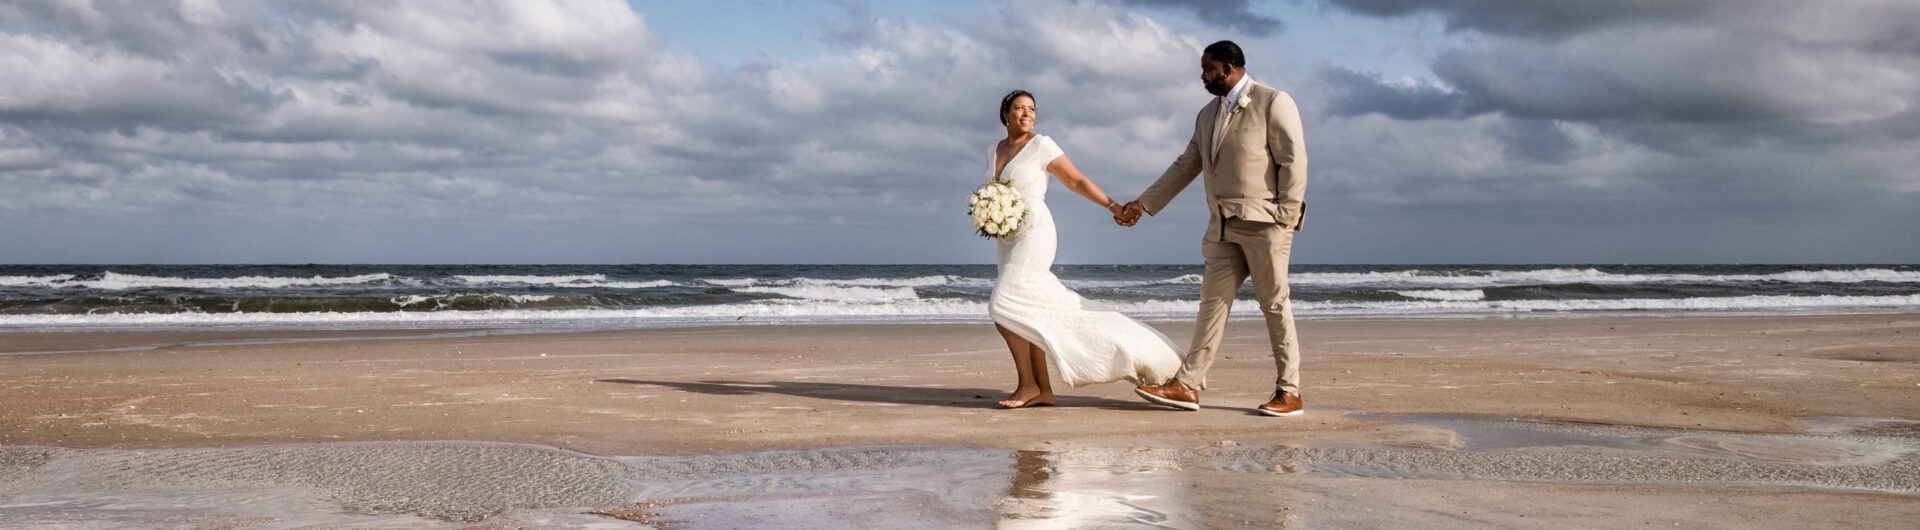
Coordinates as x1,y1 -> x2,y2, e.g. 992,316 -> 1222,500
1220,74 -> 1251,109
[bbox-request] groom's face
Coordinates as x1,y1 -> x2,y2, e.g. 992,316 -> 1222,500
1201,54 -> 1235,96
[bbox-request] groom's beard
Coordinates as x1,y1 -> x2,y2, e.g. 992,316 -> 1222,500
1205,78 -> 1231,96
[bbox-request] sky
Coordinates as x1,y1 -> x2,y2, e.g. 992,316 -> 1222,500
1,0 -> 1916,265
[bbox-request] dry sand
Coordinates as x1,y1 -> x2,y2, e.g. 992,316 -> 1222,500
1,314 -> 1917,527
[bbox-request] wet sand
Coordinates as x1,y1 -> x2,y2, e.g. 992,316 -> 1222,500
1,314 -> 1917,527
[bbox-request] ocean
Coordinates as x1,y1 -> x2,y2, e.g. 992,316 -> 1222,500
1,264 -> 1916,332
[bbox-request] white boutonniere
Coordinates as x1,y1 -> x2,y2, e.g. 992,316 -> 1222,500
1235,94 -> 1252,111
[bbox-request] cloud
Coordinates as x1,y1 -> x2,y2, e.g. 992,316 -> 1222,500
1322,0 -> 1920,131
1120,0 -> 1286,37
2,0 -> 1915,264
1326,0 -> 1717,39
1319,65 -> 1471,120
0,0 -> 1222,263
2,1 -> 693,227
1312,0 -> 1920,174
1291,0 -> 1920,262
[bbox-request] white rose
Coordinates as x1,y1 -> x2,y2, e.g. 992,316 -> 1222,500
1236,94 -> 1251,110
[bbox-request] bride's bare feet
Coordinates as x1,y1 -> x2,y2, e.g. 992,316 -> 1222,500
999,389 -> 1055,408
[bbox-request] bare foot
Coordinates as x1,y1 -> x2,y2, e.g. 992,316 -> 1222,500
999,389 -> 1056,409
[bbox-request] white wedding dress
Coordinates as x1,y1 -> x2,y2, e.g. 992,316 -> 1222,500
986,135 -> 1182,387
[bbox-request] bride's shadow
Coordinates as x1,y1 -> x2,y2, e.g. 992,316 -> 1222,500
596,379 -> 1162,410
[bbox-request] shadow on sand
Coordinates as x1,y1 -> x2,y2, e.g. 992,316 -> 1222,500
595,379 -> 1164,410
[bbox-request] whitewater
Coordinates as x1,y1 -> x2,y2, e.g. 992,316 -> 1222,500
1,264 -> 1915,331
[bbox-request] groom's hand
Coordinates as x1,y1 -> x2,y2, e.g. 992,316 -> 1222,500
1112,201 -> 1138,226
1116,201 -> 1145,226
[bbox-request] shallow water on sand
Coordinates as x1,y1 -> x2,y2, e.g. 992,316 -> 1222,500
1,416 -> 1915,528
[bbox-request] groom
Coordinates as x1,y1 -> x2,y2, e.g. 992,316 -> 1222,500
1118,40 -> 1309,417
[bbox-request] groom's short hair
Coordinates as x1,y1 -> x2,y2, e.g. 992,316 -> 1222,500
1203,40 -> 1245,68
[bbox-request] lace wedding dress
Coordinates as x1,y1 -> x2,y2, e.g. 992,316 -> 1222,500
987,135 -> 1182,387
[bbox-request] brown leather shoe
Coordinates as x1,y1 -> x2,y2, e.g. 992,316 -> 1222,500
1134,381 -> 1200,411
1257,392 -> 1303,417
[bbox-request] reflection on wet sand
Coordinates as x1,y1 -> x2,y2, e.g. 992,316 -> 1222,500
993,415 -> 1920,528
1311,414 -> 1920,491
1008,449 -> 1051,501
995,447 -> 1301,528
0,416 -> 1913,527
996,448 -> 1194,528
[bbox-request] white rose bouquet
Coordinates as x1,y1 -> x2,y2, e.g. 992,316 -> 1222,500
968,179 -> 1027,239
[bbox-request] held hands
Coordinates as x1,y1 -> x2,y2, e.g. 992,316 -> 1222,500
1112,201 -> 1145,227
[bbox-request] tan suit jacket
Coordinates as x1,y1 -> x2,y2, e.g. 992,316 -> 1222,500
1137,81 -> 1307,239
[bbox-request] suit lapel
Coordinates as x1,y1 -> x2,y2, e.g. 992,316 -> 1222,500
1201,98 -> 1222,168
1212,82 -> 1265,162
1210,96 -> 1246,162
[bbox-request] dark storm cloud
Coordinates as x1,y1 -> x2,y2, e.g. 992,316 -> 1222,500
1321,0 -> 1920,131
1311,0 -> 1920,212
1326,0 -> 1716,39
1319,65 -> 1472,120
1120,0 -> 1285,37
1295,0 -> 1920,263
1492,119 -> 1580,165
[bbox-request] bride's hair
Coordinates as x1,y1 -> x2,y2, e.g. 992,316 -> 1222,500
999,90 -> 1034,125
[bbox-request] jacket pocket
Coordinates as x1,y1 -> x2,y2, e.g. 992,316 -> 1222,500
1216,198 -> 1280,223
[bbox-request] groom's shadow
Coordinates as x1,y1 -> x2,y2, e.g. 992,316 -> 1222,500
596,379 -> 1164,410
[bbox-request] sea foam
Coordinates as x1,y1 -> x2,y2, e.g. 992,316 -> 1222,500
1395,289 -> 1488,301
1290,268 -> 1920,288
75,272 -> 396,290
4,294 -> 1914,331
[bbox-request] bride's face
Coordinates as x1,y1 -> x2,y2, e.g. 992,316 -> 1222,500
1005,96 -> 1035,134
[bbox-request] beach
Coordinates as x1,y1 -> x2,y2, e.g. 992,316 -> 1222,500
8,0 -> 1918,525
2,314 -> 1917,527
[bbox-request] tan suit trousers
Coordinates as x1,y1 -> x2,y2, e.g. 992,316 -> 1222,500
1174,217 -> 1300,394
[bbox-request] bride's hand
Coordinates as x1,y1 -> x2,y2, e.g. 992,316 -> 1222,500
1110,203 -> 1139,226
1112,201 -> 1143,226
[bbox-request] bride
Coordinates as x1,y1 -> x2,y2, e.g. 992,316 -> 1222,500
984,89 -> 1182,408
